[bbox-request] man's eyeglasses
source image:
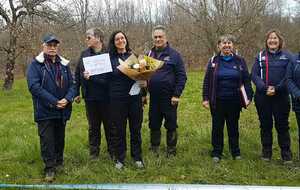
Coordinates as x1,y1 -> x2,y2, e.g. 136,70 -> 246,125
86,36 -> 94,40
46,43 -> 58,48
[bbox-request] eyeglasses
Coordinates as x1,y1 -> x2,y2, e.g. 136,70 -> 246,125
86,36 -> 94,40
46,43 -> 58,48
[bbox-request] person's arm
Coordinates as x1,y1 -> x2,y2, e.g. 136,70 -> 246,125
202,61 -> 211,102
173,53 -> 187,98
64,65 -> 76,104
74,56 -> 82,97
274,52 -> 293,94
241,58 -> 253,102
286,58 -> 300,99
251,55 -> 267,94
27,61 -> 59,107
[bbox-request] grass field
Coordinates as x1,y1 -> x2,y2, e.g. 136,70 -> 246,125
0,72 -> 300,186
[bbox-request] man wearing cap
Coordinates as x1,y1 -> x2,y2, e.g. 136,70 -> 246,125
27,34 -> 75,182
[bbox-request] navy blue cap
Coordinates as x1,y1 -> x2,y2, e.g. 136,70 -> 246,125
42,34 -> 60,44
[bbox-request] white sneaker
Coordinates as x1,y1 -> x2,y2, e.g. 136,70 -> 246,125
283,160 -> 293,165
135,161 -> 145,169
234,156 -> 242,160
115,161 -> 124,170
212,157 -> 220,163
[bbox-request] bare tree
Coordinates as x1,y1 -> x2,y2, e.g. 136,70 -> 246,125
70,0 -> 89,33
0,0 -> 61,90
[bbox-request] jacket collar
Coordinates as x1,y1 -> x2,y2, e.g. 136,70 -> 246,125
35,52 -> 69,66
150,43 -> 171,57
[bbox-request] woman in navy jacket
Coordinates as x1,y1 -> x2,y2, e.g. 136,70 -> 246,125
202,34 -> 253,162
287,52 -> 300,159
251,29 -> 293,163
108,31 -> 145,169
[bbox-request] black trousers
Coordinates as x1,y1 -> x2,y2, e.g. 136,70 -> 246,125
110,96 -> 143,163
210,100 -> 241,158
149,98 -> 178,148
37,119 -> 66,172
254,94 -> 291,160
85,100 -> 112,157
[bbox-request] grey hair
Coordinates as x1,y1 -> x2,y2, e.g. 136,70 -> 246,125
217,34 -> 236,44
86,27 -> 104,43
152,25 -> 167,35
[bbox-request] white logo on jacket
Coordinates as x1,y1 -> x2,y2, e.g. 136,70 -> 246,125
279,55 -> 288,60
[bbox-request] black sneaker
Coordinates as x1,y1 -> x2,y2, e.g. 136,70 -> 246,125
90,154 -> 99,160
166,146 -> 176,158
149,146 -> 159,157
44,171 -> 55,183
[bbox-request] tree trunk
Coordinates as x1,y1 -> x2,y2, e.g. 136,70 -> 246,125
3,54 -> 15,90
3,23 -> 17,91
3,58 -> 15,90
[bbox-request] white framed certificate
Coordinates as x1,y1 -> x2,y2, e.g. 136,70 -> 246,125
83,53 -> 112,76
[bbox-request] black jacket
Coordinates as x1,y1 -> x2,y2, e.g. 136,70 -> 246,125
74,47 -> 109,101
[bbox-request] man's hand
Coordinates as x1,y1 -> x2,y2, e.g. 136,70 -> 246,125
138,80 -> 147,88
202,100 -> 209,109
142,96 -> 147,107
83,71 -> 90,80
171,96 -> 180,106
74,96 -> 81,104
57,98 -> 68,109
266,86 -> 275,96
246,101 -> 252,107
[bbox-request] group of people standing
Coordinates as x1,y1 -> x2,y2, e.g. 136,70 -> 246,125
26,25 -> 300,183
26,25 -> 187,182
202,29 -> 300,165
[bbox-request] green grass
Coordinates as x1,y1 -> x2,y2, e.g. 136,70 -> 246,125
0,72 -> 300,185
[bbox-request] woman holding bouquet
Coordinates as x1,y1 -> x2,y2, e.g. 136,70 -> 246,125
202,34 -> 253,162
108,31 -> 145,169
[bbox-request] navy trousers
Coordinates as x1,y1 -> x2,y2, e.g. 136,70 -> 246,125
85,100 -> 112,157
110,95 -> 143,163
37,119 -> 66,172
254,93 -> 292,160
149,98 -> 178,148
210,100 -> 241,158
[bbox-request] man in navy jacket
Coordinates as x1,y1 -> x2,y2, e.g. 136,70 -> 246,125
27,34 -> 75,182
148,25 -> 187,157
74,28 -> 112,160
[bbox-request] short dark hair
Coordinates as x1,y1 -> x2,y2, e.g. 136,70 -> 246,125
108,31 -> 131,55
265,29 -> 284,50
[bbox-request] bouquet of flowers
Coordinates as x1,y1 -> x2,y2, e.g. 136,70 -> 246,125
117,54 -> 164,80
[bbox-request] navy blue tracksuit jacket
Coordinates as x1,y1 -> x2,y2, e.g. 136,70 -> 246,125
251,49 -> 293,160
148,44 -> 187,100
147,43 -> 187,149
